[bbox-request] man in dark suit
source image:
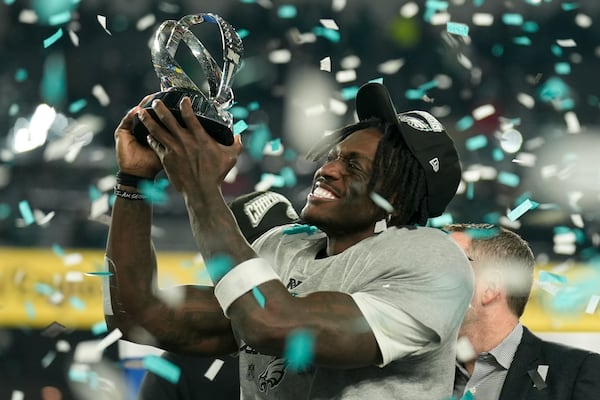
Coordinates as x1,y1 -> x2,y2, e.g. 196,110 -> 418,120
447,223 -> 600,400
136,190 -> 299,400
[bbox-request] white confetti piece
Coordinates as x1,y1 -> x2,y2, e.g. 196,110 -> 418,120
18,9 -> 38,24
564,111 -> 580,133
377,59 -> 405,74
430,12 -> 450,25
97,15 -> 112,35
304,104 -> 326,117
92,84 -> 110,106
136,13 -> 156,31
457,53 -> 473,70
90,194 -> 109,219
335,69 -> 356,83
553,243 -> 576,255
320,19 -> 339,30
585,295 -> 600,314
269,49 -> 292,64
512,152 -> 536,167
570,214 -> 584,228
517,93 -> 535,109
204,359 -> 225,381
329,98 -> 348,115
400,2 -> 419,18
96,329 -> 123,353
56,340 -> 71,352
223,166 -> 238,183
472,104 -> 495,120
11,390 -> 24,400
34,209 -> 55,226
472,13 -> 494,26
556,39 -> 577,47
369,192 -> 394,213
65,271 -> 84,282
73,340 -> 103,363
456,336 -> 476,362
575,13 -> 592,29
537,365 -> 549,381
68,29 -> 79,46
63,253 -> 83,266
340,55 -> 361,69
331,0 -> 347,12
319,57 -> 331,72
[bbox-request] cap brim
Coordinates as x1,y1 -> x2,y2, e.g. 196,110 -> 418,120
356,82 -> 399,125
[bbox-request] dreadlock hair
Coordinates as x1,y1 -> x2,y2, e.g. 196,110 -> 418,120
305,117 -> 429,226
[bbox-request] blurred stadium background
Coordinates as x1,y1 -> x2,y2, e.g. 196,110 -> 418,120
1,0 -> 600,399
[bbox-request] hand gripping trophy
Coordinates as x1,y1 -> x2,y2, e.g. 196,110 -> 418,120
132,13 -> 244,146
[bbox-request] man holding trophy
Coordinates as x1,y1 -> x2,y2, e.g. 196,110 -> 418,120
104,12 -> 473,400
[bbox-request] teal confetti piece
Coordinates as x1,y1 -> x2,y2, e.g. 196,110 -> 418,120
473,0 -> 485,6
283,224 -> 318,235
237,28 -> 250,39
70,296 -> 86,310
139,179 -> 169,205
277,5 -> 297,18
25,300 -> 36,319
284,329 -> 315,371
405,89 -> 425,100
68,98 -> 87,113
48,10 -> 72,25
507,198 -> 536,221
230,106 -> 249,119
513,36 -> 532,46
368,77 -> 384,84
8,103 -> 19,116
551,44 -> 563,57
252,287 -> 266,308
14,68 -> 28,82
280,166 -> 297,187
143,355 -> 181,384
18,200 -> 35,225
483,212 -> 501,224
233,120 -> 248,135
284,148 -> 297,162
205,254 -> 233,283
539,77 -> 569,102
268,138 -> 281,152
556,98 -> 574,111
425,0 -> 449,11
555,62 -> 571,75
539,271 -> 568,284
340,86 -> 359,101
418,80 -> 439,92
312,26 -> 340,43
502,13 -> 524,26
492,147 -> 504,161
497,171 -> 520,187
561,2 -> 579,11
85,271 -> 113,277
0,203 -> 11,219
91,321 -> 108,335
447,22 -> 469,36
466,181 -> 474,200
465,226 -> 500,239
4,0 -> 16,4
41,53 -> 67,105
52,243 -> 65,257
261,173 -> 285,188
43,28 -> 64,48
465,134 -> 487,151
68,368 -> 90,383
247,124 -> 271,160
427,213 -> 454,228
456,116 -> 474,131
522,21 -> 539,33
88,185 -> 102,201
35,283 -> 54,296
461,391 -> 474,400
491,44 -> 504,57
247,101 -> 260,111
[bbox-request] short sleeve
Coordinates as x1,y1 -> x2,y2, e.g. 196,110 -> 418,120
351,292 -> 439,367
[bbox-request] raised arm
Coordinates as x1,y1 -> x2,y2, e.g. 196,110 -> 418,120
104,98 -> 236,356
138,98 -> 382,367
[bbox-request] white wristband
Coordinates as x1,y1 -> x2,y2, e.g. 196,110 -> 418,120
214,258 -> 280,317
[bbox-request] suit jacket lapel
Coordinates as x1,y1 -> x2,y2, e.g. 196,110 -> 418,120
499,327 -> 543,400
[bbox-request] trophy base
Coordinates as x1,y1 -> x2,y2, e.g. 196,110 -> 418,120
131,90 -> 235,147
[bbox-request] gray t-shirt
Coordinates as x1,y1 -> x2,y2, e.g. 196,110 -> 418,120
239,225 -> 474,399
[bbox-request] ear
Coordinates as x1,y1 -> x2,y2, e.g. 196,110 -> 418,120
481,269 -> 503,305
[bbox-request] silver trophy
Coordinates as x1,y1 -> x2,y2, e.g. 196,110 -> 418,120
132,13 -> 244,146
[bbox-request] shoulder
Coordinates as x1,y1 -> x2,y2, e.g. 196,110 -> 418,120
526,329 -> 600,366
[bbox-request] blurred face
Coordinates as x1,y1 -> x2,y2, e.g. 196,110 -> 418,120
301,128 -> 383,236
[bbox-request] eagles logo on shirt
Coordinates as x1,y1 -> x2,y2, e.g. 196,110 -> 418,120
258,357 -> 286,392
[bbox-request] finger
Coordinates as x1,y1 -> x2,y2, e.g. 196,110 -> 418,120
151,99 -> 185,137
230,134 -> 243,156
138,105 -> 178,150
179,96 -> 211,141
146,134 -> 165,159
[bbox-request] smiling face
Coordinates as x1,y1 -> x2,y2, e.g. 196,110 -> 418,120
301,127 -> 384,238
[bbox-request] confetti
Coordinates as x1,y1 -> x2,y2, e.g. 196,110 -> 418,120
143,354 -> 181,384
507,198 -> 538,221
284,329 -> 315,371
204,359 -> 225,381
97,15 -> 111,35
369,192 -> 394,213
252,286 -> 266,308
205,254 -> 234,283
43,28 -> 64,48
456,336 -> 476,362
472,104 -> 495,120
585,295 -> 600,314
447,22 -> 469,37
502,13 -> 524,26
472,13 -> 494,26
283,224 -> 318,235
319,57 -> 331,72
18,200 -> 35,225
320,19 -> 339,30
465,135 -> 487,151
41,321 -> 68,338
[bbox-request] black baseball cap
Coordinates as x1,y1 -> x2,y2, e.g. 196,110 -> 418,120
229,191 -> 300,243
355,82 -> 462,217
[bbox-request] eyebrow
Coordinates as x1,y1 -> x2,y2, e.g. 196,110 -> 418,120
328,148 -> 374,165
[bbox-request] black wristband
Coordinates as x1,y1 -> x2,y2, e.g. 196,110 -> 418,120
116,171 -> 153,188
114,187 -> 146,201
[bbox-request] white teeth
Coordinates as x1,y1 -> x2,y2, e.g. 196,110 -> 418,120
313,186 -> 336,199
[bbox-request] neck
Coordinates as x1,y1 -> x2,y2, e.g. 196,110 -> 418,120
324,229 -> 377,256
460,310 -> 519,374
